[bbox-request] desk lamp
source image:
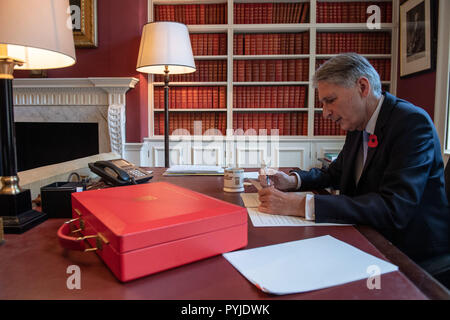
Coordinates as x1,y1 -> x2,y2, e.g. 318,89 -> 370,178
136,22 -> 195,168
0,0 -> 76,233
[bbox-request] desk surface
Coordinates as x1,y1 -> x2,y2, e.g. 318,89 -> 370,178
0,168 -> 448,300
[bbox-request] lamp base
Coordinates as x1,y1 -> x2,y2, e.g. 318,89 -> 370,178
0,189 -> 47,234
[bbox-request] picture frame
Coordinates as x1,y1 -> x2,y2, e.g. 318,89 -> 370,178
399,0 -> 435,78
69,0 -> 98,48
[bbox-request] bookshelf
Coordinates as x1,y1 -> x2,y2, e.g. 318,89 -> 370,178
142,0 -> 398,168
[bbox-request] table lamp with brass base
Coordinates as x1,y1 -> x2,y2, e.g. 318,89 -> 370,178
0,0 -> 76,233
136,22 -> 196,168
0,56 -> 48,233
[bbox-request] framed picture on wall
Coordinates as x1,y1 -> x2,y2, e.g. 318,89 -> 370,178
69,0 -> 98,48
400,0 -> 434,77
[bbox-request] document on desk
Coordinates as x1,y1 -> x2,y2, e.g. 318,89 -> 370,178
243,172 -> 259,180
240,193 -> 351,227
163,165 -> 224,175
223,235 -> 398,295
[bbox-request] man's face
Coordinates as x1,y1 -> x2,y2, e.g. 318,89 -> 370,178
317,80 -> 366,132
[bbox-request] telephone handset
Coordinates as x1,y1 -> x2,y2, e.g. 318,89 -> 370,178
88,159 -> 153,186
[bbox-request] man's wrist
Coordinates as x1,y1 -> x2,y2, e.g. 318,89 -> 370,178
290,174 -> 298,189
298,194 -> 307,218
289,172 -> 301,190
304,194 -> 315,221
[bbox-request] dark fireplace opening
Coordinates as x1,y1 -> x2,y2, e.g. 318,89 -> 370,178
15,122 -> 99,172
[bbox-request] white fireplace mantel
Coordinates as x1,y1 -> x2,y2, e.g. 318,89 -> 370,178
12,77 -> 139,157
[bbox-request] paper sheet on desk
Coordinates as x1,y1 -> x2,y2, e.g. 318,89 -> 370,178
163,165 -> 224,175
240,193 -> 351,227
223,235 -> 398,295
243,172 -> 259,180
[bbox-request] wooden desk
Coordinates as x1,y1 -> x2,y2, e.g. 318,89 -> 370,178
0,168 -> 448,300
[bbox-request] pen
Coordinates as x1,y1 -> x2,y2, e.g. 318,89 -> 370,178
261,161 -> 271,187
266,174 -> 271,187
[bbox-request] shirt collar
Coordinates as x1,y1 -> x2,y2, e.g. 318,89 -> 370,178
365,95 -> 384,135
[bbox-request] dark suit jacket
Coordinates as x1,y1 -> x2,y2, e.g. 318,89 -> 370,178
293,92 -> 449,262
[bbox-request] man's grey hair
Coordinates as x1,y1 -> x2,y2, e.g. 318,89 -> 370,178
312,53 -> 382,97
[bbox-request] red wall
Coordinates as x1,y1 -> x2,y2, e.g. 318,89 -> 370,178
15,0 -> 149,143
396,68 -> 436,119
396,0 -> 438,119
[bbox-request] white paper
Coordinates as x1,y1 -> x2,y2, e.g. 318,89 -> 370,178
223,235 -> 398,295
164,165 -> 224,174
241,193 -> 262,207
243,172 -> 259,180
240,193 -> 349,227
247,208 -> 324,227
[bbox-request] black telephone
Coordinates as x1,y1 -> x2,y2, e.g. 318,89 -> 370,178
88,159 -> 153,186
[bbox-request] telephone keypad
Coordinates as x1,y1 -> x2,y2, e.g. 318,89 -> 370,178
129,169 -> 147,177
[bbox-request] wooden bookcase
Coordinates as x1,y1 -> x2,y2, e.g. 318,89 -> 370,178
142,0 -> 398,168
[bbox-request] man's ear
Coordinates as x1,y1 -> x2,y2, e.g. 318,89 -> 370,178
357,77 -> 371,97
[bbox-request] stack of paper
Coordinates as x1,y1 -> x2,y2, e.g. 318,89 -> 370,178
223,235 -> 398,295
163,165 -> 224,175
240,193 -> 351,227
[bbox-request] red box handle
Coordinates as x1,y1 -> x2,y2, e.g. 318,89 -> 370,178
57,222 -> 87,251
57,219 -> 106,252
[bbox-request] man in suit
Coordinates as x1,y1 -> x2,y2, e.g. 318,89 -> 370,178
259,53 -> 449,264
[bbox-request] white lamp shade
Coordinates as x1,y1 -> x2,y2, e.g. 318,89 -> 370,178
0,0 -> 76,70
136,22 -> 196,75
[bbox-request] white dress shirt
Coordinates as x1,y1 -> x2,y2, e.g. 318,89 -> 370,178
291,95 -> 384,220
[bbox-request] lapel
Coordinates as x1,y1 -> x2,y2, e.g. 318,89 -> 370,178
360,92 -> 396,179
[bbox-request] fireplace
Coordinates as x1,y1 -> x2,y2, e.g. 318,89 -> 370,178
15,122 -> 99,171
12,77 -> 138,162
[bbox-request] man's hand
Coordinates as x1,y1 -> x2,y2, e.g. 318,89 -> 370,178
258,187 -> 306,217
258,169 -> 298,191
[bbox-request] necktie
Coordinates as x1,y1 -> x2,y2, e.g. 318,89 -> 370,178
362,130 -> 369,165
355,131 -> 369,184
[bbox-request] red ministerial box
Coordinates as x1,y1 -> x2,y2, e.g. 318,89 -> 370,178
58,182 -> 248,282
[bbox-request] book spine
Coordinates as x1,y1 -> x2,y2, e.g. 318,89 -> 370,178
303,112 -> 308,135
284,112 -> 290,135
213,86 -> 219,109
220,86 -> 226,109
291,112 -> 297,136
207,87 -> 212,109
154,113 -> 159,135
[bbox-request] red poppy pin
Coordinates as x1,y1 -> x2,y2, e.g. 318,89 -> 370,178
368,134 -> 378,148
